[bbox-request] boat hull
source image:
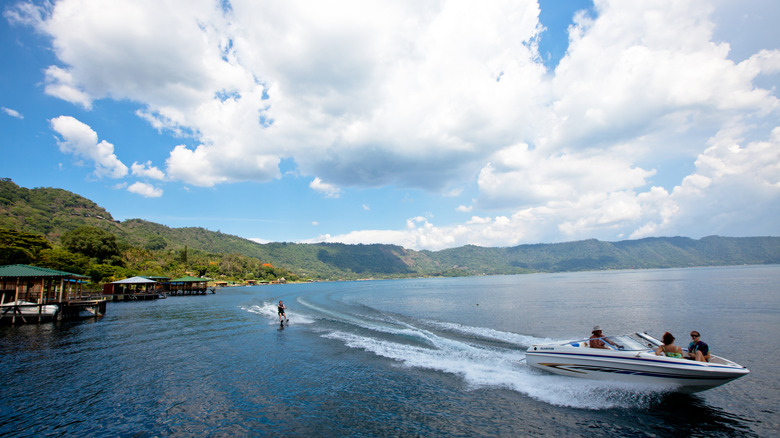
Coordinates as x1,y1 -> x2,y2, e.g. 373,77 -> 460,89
525,346 -> 749,393
0,301 -> 59,320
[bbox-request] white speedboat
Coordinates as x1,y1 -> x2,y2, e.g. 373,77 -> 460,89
525,332 -> 749,393
0,301 -> 59,318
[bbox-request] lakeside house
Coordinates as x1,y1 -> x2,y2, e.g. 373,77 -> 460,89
104,275 -> 213,299
0,264 -> 107,323
165,276 -> 212,295
1,264 -> 216,323
103,276 -> 163,301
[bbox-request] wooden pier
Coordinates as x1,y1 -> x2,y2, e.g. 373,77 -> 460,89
0,298 -> 107,324
0,264 -> 108,324
58,299 -> 108,320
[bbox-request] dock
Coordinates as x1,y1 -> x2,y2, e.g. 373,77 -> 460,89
0,264 -> 108,324
1,298 -> 107,324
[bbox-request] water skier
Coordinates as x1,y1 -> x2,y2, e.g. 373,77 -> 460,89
278,300 -> 288,324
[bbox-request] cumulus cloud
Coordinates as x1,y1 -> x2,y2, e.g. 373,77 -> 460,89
127,181 -> 163,198
306,217 -> 466,250
477,143 -> 655,209
49,115 -> 128,178
44,66 -> 93,109
546,1 -> 779,154
642,124 -> 780,237
131,161 -> 166,180
11,0 -> 780,248
11,0 -> 546,190
310,177 -> 341,198
467,216 -> 492,225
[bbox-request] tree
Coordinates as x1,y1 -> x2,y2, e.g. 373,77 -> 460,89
87,264 -> 121,284
0,228 -> 52,265
36,247 -> 90,274
144,235 -> 167,251
61,226 -> 120,261
0,246 -> 34,265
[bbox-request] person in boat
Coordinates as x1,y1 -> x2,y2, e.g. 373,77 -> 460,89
278,300 -> 288,324
589,326 -> 621,349
656,332 -> 683,358
687,331 -> 710,362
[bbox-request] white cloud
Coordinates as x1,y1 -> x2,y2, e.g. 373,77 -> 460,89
43,66 -> 93,109
306,220 -> 467,251
547,1 -> 779,154
310,177 -> 341,198
131,161 -> 166,180
14,0 -> 546,190
2,107 -> 23,119
638,124 -> 780,237
444,188 -> 464,197
49,115 -> 128,178
477,143 -> 655,209
127,181 -> 163,198
13,0 -> 780,248
165,144 -> 228,187
467,216 -> 492,225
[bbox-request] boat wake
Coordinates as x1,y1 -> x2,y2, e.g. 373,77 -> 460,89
244,297 -> 672,409
241,302 -> 316,325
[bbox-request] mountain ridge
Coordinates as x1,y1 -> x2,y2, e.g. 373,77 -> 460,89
2,178 -> 779,279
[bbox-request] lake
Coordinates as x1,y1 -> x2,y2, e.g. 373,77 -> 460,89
1,265 -> 778,437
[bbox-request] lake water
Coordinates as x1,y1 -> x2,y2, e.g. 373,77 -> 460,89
1,265 -> 778,437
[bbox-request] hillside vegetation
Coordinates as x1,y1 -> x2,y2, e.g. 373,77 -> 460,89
2,178 -> 779,282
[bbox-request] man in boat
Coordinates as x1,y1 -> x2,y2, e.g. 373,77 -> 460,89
589,326 -> 621,349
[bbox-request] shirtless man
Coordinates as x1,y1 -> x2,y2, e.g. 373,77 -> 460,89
589,326 -> 619,349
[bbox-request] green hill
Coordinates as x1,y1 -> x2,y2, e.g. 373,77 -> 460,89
2,178 -> 779,280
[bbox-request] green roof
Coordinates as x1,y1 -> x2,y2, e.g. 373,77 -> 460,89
0,264 -> 89,279
169,276 -> 207,283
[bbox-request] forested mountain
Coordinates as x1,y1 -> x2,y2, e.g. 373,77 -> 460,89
426,236 -> 780,275
2,178 -> 779,281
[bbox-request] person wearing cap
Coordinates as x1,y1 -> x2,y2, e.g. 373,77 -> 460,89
588,325 -> 619,349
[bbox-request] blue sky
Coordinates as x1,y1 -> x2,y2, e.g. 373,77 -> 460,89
1,0 -> 779,250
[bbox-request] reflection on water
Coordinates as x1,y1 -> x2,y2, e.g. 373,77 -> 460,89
644,393 -> 757,437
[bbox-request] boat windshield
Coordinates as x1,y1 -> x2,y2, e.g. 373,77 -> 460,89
605,335 -> 652,351
564,332 -> 662,350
